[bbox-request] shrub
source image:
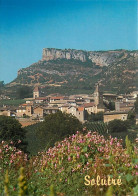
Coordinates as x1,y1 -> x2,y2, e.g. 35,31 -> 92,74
108,119 -> 128,133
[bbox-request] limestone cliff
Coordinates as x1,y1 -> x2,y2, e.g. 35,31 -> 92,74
42,48 -> 129,66
42,48 -> 86,62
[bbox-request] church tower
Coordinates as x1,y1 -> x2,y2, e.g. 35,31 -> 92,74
93,83 -> 100,105
33,86 -> 40,99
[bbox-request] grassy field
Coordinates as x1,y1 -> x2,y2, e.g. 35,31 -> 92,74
0,99 -> 26,107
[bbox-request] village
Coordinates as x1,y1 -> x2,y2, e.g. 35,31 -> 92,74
0,84 -> 137,127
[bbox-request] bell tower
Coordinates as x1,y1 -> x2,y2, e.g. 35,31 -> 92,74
33,86 -> 40,99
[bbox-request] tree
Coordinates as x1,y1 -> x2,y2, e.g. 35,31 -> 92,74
0,116 -> 27,152
127,110 -> 136,126
16,85 -> 32,99
134,96 -> 138,114
104,101 -> 115,111
36,111 -> 83,150
108,119 -> 128,133
0,81 -> 4,88
86,112 -> 104,122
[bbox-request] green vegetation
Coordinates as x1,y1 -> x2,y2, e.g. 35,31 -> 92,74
26,111 -> 83,154
103,101 -> 115,111
0,116 -> 27,152
84,120 -> 137,145
134,96 -> 138,113
0,81 -> 4,88
86,111 -> 104,122
108,119 -> 128,133
0,132 -> 137,195
16,85 -> 33,99
0,99 -> 25,107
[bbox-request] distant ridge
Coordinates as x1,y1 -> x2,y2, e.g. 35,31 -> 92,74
8,48 -> 138,95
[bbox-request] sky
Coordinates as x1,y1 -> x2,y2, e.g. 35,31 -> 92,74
0,0 -> 137,83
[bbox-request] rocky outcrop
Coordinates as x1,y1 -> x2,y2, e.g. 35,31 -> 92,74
42,48 -> 130,66
42,48 -> 86,62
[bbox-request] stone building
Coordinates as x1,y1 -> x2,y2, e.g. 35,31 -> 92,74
104,111 -> 128,123
33,86 -> 40,99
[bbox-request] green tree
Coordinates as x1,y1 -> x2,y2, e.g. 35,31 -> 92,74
86,112 -> 104,122
0,81 -> 4,87
16,86 -> 32,99
108,119 -> 128,133
36,111 -> 83,150
126,110 -> 136,126
134,96 -> 138,114
104,101 -> 115,111
0,116 -> 27,152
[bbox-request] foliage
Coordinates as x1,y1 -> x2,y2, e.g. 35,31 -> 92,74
84,122 -> 108,134
84,121 -> 137,146
108,119 -> 128,133
104,101 -> 115,111
134,96 -> 138,114
86,112 -> 104,122
18,167 -> 28,196
16,85 -> 32,99
0,81 -> 5,87
35,111 -> 83,151
0,116 -> 27,152
0,99 -> 25,107
0,131 -> 137,195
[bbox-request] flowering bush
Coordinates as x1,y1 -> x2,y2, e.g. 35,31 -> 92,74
0,132 -> 137,195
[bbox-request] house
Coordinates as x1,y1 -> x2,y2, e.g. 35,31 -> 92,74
68,106 -> 86,123
16,107 -> 26,117
50,96 -> 64,102
103,93 -> 118,101
59,104 -> 70,113
81,102 -> 97,114
43,106 -> 59,115
115,102 -> 134,112
104,111 -> 128,123
16,104 -> 33,117
76,107 -> 85,123
0,107 -> 11,116
34,97 -> 48,104
48,100 -> 67,107
33,106 -> 44,118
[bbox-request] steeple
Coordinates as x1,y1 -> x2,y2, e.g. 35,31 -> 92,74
33,86 -> 40,99
95,83 -> 99,93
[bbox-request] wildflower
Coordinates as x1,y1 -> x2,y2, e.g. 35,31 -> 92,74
110,138 -> 114,145
68,156 -> 71,161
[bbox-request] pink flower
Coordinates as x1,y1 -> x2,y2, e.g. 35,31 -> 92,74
68,156 -> 71,161
0,149 -> 2,153
110,138 -> 114,145
77,153 -> 80,159
117,142 -> 120,147
85,153 -> 89,158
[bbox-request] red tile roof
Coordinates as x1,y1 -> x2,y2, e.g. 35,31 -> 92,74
82,102 -> 95,108
50,96 -> 64,100
77,107 -> 84,111
33,86 -> 39,92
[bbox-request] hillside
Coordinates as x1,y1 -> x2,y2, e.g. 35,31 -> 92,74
8,48 -> 138,95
